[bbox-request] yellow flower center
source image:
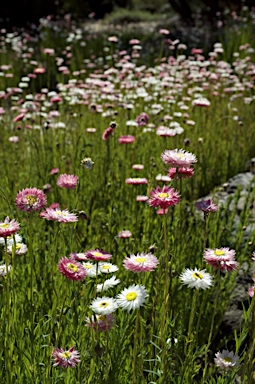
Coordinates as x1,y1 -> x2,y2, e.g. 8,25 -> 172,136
61,351 -> 71,359
26,195 -> 37,206
93,252 -> 103,257
0,223 -> 10,228
84,265 -> 92,269
214,250 -> 225,256
223,357 -> 232,363
136,257 -> 147,263
16,244 -> 21,249
98,315 -> 107,321
99,302 -> 109,307
126,292 -> 137,301
101,265 -> 110,270
158,193 -> 168,199
192,272 -> 203,279
67,263 -> 78,272
177,153 -> 185,158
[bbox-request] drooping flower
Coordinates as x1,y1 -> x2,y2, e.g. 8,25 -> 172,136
102,127 -> 114,140
40,208 -> 78,223
161,149 -> 197,167
97,275 -> 120,292
52,346 -> 81,368
148,185 -> 180,210
214,350 -> 239,371
195,199 -> 218,213
123,253 -> 159,273
15,188 -> 47,212
204,248 -> 238,272
116,284 -> 148,311
0,217 -> 20,238
57,174 -> 78,189
90,297 -> 118,315
86,314 -> 115,332
85,249 -> 112,262
58,257 -> 86,281
180,268 -> 213,290
168,167 -> 194,180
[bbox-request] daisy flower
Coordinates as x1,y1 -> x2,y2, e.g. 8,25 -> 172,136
0,264 -> 11,276
102,127 -> 114,140
15,188 -> 47,212
125,178 -> 148,185
7,243 -> 28,256
136,113 -> 149,126
118,135 -> 135,144
90,297 -> 118,315
195,199 -> 218,213
161,148 -> 197,167
40,208 -> 78,223
57,174 -> 79,189
118,230 -> 132,238
52,346 -> 80,368
85,249 -> 112,262
180,268 -> 213,290
116,284 -> 148,311
97,276 -> 120,292
136,195 -> 149,202
82,262 -> 100,277
58,257 -> 86,281
123,253 -> 159,272
148,185 -> 180,209
86,313 -> 115,332
0,217 -> 20,238
168,167 -> 194,180
98,262 -> 118,274
0,233 -> 22,246
81,157 -> 94,170
214,350 -> 239,371
204,248 -> 238,272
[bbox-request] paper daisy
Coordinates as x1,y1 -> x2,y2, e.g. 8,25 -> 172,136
123,252 -> 159,272
86,314 -> 115,332
214,350 -> 239,371
82,262 -> 99,277
0,217 -> 20,238
0,233 -> 22,246
97,276 -> 120,292
180,268 -> 213,290
90,297 -> 118,315
161,148 -> 197,167
52,346 -> 80,368
116,284 -> 148,311
98,262 -> 118,274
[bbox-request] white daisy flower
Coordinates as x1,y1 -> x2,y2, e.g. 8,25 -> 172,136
0,264 -> 12,276
90,297 -> 118,315
180,267 -> 213,290
7,243 -> 28,256
97,276 -> 120,292
98,262 -> 118,274
214,350 -> 239,371
0,233 -> 23,246
116,284 -> 148,311
82,262 -> 99,277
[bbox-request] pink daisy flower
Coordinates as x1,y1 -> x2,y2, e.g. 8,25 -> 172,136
204,248 -> 238,272
86,314 -> 114,332
102,127 -> 114,140
125,178 -> 148,185
57,174 -> 78,189
136,113 -> 149,126
123,253 -> 159,272
156,208 -> 168,215
132,164 -> 144,170
85,249 -> 112,262
161,149 -> 197,167
196,199 -> 218,212
50,168 -> 59,175
52,346 -> 81,368
118,230 -> 132,238
58,257 -> 86,281
0,217 -> 20,238
15,188 -> 47,212
168,167 -> 194,180
40,208 -> 78,223
148,185 -> 180,209
118,135 -> 135,144
136,195 -> 149,202
248,286 -> 255,297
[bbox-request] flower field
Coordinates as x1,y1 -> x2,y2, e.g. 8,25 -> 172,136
0,7 -> 255,383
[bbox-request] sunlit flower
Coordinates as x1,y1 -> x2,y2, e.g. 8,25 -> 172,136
204,248 -> 238,272
90,297 -> 118,315
214,350 -> 239,371
98,262 -> 118,274
180,268 -> 213,290
40,208 -> 78,223
97,275 -> 120,292
0,217 -> 20,238
161,149 -> 197,167
15,188 -> 47,212
116,284 -> 148,311
57,174 -> 78,189
58,257 -> 86,281
195,199 -> 218,212
52,346 -> 80,368
123,253 -> 159,272
86,313 -> 115,332
148,185 -> 180,209
85,249 -> 112,262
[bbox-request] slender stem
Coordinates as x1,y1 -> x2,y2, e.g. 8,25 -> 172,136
3,238 -> 11,383
132,309 -> 140,384
241,295 -> 255,383
55,294 -> 67,347
185,289 -> 199,355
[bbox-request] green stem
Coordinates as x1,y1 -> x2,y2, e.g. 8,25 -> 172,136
132,309 -> 140,384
